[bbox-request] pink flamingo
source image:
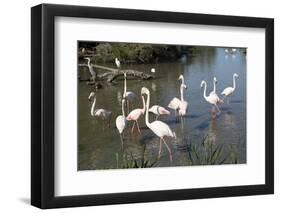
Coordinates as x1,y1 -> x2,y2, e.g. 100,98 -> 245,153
149,105 -> 170,120
210,77 -> 223,104
200,81 -> 221,118
123,72 -> 136,113
88,92 -> 112,128
141,87 -> 176,162
126,95 -> 145,133
115,99 -> 127,148
168,75 -> 188,118
221,73 -> 239,104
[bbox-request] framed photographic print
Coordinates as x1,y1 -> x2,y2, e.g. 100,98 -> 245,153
31,3 -> 274,209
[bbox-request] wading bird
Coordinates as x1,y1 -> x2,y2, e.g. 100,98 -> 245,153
115,58 -> 121,68
123,72 -> 136,112
200,81 -> 221,118
168,75 -> 188,118
149,105 -> 170,120
142,87 -> 176,162
84,57 -> 96,79
88,92 -> 112,128
127,95 -> 146,133
115,99 -> 127,148
210,77 -> 223,104
221,73 -> 239,104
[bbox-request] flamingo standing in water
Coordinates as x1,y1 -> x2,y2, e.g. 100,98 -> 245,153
127,95 -> 145,133
115,99 -> 127,148
149,105 -> 170,120
221,73 -> 239,104
88,92 -> 112,128
210,77 -> 223,104
168,75 -> 188,118
123,72 -> 136,113
141,87 -> 176,162
115,57 -> 121,68
200,81 -> 221,118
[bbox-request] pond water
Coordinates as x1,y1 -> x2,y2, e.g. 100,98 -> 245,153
78,47 -> 246,170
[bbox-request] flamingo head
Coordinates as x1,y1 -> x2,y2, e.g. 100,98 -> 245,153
181,84 -> 187,90
84,57 -> 91,62
115,58 -> 119,62
88,92 -> 95,101
178,75 -> 184,81
200,80 -> 206,88
214,77 -> 217,83
141,87 -> 150,96
234,73 -> 239,79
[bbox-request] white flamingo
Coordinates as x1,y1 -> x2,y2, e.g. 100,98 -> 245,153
123,72 -> 136,112
127,95 -> 146,133
141,87 -> 176,162
209,77 -> 223,104
88,92 -> 112,127
115,98 -> 127,148
200,81 -> 221,118
149,105 -> 170,120
115,58 -> 121,68
221,73 -> 239,104
84,57 -> 96,78
168,75 -> 188,118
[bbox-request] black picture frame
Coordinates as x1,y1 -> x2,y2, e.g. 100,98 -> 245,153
31,3 -> 274,209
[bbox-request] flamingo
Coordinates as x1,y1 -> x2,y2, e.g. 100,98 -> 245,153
126,95 -> 145,133
209,77 -> 223,104
88,92 -> 112,128
84,57 -> 96,79
149,105 -> 170,120
115,98 -> 127,148
123,72 -> 136,112
141,87 -> 176,162
115,58 -> 121,68
200,81 -> 221,118
221,73 -> 239,104
168,75 -> 188,118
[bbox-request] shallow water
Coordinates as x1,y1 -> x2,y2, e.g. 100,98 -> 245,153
78,47 -> 246,170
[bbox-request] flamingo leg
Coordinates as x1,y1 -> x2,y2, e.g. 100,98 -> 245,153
119,133 -> 124,150
127,100 -> 130,115
158,138 -> 163,159
162,138 -> 173,162
108,115 -> 111,128
155,115 -> 159,120
131,121 -> 135,133
136,120 -> 141,133
215,104 -> 221,115
211,106 -> 217,119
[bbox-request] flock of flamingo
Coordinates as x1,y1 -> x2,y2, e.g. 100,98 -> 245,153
87,58 -> 239,162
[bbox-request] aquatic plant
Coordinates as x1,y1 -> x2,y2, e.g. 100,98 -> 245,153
186,134 -> 239,165
115,145 -> 159,169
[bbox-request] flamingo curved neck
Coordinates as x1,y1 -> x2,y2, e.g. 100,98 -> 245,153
233,75 -> 236,90
144,93 -> 151,127
123,74 -> 127,97
180,85 -> 184,102
91,97 -> 96,116
142,96 -> 146,112
202,82 -> 207,100
121,100 -> 125,117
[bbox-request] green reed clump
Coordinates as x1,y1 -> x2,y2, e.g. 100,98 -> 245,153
187,134 -> 239,166
115,145 -> 158,169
